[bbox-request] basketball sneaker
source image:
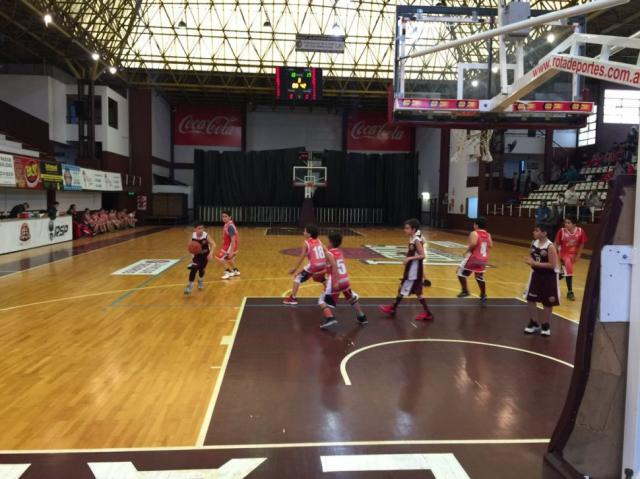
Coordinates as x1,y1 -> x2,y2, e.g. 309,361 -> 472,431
457,291 -> 470,298
423,278 -> 432,287
567,291 -> 575,301
356,314 -> 368,325
232,269 -> 241,277
184,285 -> 192,296
524,320 -> 541,334
283,295 -> 298,305
541,323 -> 551,337
221,270 -> 233,280
320,317 -> 338,329
415,311 -> 434,321
197,278 -> 204,290
379,304 -> 396,316
480,295 -> 488,303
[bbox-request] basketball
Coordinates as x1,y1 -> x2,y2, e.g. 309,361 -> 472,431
188,241 -> 202,255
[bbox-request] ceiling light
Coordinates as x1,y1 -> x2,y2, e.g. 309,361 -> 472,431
331,22 -> 342,36
91,52 -> 100,61
263,20 -> 271,27
108,66 -> 117,75
177,20 -> 187,28
491,65 -> 499,73
43,13 -> 52,26
547,33 -> 556,43
471,79 -> 479,87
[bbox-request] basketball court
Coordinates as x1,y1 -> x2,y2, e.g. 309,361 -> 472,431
0,0 -> 639,477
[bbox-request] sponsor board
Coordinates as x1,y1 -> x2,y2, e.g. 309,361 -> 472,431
13,156 -> 42,189
80,167 -> 105,191
363,244 -> 464,265
174,105 -> 242,147
0,217 -> 72,254
532,54 -> 640,88
40,161 -> 63,190
0,153 -> 16,186
62,164 -> 83,191
112,259 -> 179,275
346,111 -> 412,152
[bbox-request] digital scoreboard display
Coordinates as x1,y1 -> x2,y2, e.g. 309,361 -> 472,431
275,66 -> 322,102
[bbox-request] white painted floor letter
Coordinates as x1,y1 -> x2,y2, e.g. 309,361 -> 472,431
321,453 -> 470,478
88,458 -> 266,479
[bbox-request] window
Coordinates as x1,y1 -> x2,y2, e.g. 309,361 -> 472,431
66,95 -> 102,125
578,106 -> 597,147
603,89 -> 640,124
108,98 -> 118,129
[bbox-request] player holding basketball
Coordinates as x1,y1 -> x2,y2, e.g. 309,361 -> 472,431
457,217 -> 492,302
283,224 -> 327,305
318,233 -> 368,329
524,224 -> 560,337
217,211 -> 240,279
379,219 -> 434,321
185,223 -> 215,295
554,216 -> 587,301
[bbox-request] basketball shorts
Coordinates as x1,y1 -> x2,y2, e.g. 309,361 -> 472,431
525,271 -> 560,307
457,254 -> 487,276
560,254 -> 576,276
191,253 -> 209,271
296,264 -> 326,284
399,279 -> 423,297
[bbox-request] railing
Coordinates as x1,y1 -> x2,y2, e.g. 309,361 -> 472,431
198,206 -> 385,226
485,203 -> 604,223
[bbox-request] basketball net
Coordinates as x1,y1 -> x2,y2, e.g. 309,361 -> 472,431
450,129 -> 494,163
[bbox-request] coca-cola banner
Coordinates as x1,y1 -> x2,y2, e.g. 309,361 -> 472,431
346,111 -> 412,152
174,106 -> 242,147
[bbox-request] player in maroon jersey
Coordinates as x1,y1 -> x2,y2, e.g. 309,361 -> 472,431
524,224 -> 560,337
457,217 -> 493,302
554,216 -> 587,301
318,232 -> 368,329
217,211 -> 240,279
283,224 -> 328,305
185,223 -> 216,295
379,219 -> 434,321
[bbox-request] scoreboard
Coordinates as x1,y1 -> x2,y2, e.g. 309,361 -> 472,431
275,66 -> 322,102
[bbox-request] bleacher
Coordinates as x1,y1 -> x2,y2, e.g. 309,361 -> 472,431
520,181 -> 609,210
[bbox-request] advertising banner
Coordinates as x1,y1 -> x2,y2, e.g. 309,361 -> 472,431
0,216 -> 72,254
13,156 -> 43,189
174,105 -> 242,147
40,161 -> 64,190
104,171 -> 123,191
62,164 -> 83,191
80,168 -> 105,191
346,112 -> 412,152
0,153 -> 16,187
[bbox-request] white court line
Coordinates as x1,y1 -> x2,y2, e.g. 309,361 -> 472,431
195,297 -> 247,446
0,438 -> 551,455
340,338 -> 574,386
513,296 -> 579,323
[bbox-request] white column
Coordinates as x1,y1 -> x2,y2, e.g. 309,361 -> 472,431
622,136 -> 640,475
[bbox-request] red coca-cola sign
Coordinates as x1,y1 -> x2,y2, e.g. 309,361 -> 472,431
174,106 -> 242,147
346,111 -> 412,152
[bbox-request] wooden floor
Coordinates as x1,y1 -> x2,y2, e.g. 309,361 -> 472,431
0,226 -> 587,451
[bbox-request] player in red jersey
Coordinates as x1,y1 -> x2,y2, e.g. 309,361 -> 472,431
554,216 -> 587,301
457,217 -> 493,302
379,219 -> 434,321
283,224 -> 327,305
185,223 -> 215,295
216,211 -> 240,279
318,233 -> 368,329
